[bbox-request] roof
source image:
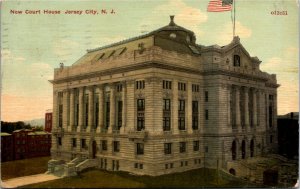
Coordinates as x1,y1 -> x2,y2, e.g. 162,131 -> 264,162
13,129 -> 32,133
1,132 -> 11,136
28,131 -> 51,136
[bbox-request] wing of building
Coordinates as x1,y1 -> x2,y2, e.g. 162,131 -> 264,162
49,16 -> 279,177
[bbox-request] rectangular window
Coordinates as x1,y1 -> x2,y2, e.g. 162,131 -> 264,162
81,139 -> 86,149
85,94 -> 89,127
192,101 -> 199,130
205,109 -> 209,120
105,101 -> 110,129
179,142 -> 186,153
163,99 -> 171,131
164,143 -> 172,154
95,96 -> 99,128
136,143 -> 144,155
72,138 -> 76,148
139,164 -> 143,169
116,83 -> 123,92
163,80 -> 172,89
165,164 -> 168,169
163,99 -> 171,111
134,163 -> 138,168
163,117 -> 171,131
113,141 -> 120,152
178,82 -> 186,91
58,104 -> 63,128
192,84 -> 200,92
193,141 -> 199,151
205,91 -> 208,102
270,135 -> 273,143
136,80 -> 145,89
101,140 -> 107,151
137,99 -> 145,111
117,101 -> 123,130
170,163 -> 173,168
178,100 -> 185,130
233,55 -> 241,66
137,117 -> 145,131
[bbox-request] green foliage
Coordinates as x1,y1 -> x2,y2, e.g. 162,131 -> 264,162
1,121 -> 33,133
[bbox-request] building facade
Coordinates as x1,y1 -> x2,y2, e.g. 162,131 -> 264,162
10,129 -> 51,160
50,16 -> 278,176
1,132 -> 13,162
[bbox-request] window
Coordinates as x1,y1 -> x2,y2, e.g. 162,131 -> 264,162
85,94 -> 89,127
205,91 -> 208,102
164,143 -> 172,154
205,109 -> 209,120
105,101 -> 110,129
233,55 -> 240,66
137,117 -> 145,131
165,164 -> 168,169
134,163 -> 138,168
192,84 -> 200,92
81,139 -> 86,149
58,104 -> 63,128
181,161 -> 184,167
193,141 -> 199,151
136,80 -> 145,89
72,138 -> 76,148
163,80 -> 172,89
269,95 -> 274,100
116,83 -> 123,92
163,99 -> 171,131
178,99 -> 185,130
137,99 -> 145,111
101,140 -> 107,151
185,161 -> 188,166
136,143 -> 144,155
192,101 -> 199,130
179,142 -> 186,153
163,117 -> 171,131
137,99 -> 145,131
58,137 -> 62,146
163,99 -> 171,111
117,101 -> 123,130
205,146 -> 208,153
170,163 -> 173,168
113,141 -> 120,152
139,164 -> 143,169
178,82 -> 186,91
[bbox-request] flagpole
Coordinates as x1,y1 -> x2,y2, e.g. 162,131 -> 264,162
233,0 -> 236,37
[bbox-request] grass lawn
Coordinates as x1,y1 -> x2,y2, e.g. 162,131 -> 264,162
23,168 -> 260,188
1,156 -> 51,180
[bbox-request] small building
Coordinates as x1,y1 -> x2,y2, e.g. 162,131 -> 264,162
1,132 -> 13,162
12,129 -> 31,160
45,110 -> 53,133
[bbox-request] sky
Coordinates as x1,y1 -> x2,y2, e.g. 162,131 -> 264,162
1,0 -> 299,121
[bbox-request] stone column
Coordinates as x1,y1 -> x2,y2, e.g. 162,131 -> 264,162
108,84 -> 115,133
253,89 -> 257,128
244,87 -> 249,131
53,91 -> 58,128
69,89 -> 74,132
77,87 -> 84,132
227,85 -> 231,126
63,90 -> 69,131
121,82 -> 126,134
235,86 -> 241,131
187,81 -> 193,134
87,86 -> 94,132
172,79 -> 179,134
96,85 -> 104,133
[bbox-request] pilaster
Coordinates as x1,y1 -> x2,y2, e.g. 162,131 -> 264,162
77,87 -> 84,132
172,79 -> 179,134
108,84 -> 115,133
69,89 -> 75,132
87,86 -> 94,132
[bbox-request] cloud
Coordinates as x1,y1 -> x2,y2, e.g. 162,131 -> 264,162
217,21 -> 252,45
1,50 -> 26,64
139,0 -> 207,37
260,47 -> 299,115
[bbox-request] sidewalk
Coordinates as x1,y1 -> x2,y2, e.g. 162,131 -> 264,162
1,173 -> 60,188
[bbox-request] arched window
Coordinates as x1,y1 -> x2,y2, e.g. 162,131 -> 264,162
233,55 -> 240,67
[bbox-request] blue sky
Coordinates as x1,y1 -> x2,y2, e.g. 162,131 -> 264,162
1,0 -> 298,121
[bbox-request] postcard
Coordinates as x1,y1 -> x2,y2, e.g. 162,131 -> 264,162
1,0 -> 298,188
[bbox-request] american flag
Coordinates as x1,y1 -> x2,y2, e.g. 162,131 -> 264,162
207,0 -> 232,12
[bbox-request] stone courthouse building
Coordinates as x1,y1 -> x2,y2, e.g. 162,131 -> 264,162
49,16 -> 278,177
